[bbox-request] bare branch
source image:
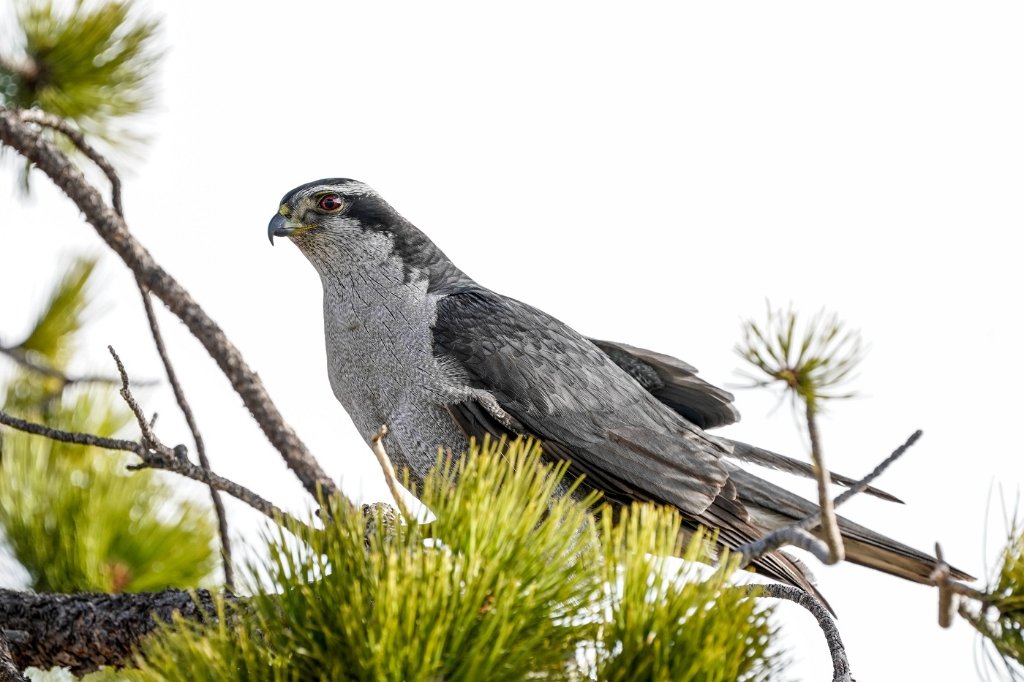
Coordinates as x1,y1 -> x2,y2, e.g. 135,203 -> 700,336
15,109 -> 123,217
108,345 -> 158,447
0,345 -> 154,388
751,583 -> 853,682
0,409 -> 308,532
831,429 -> 922,509
370,424 -> 412,521
0,409 -> 139,452
740,430 -> 922,567
741,527 -> 830,567
137,285 -> 234,590
0,107 -> 339,503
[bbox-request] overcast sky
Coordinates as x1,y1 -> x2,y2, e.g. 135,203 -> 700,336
2,2 -> 1023,679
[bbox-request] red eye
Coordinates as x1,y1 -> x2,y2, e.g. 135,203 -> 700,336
318,193 -> 343,211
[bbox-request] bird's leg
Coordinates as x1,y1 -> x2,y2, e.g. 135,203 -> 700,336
470,390 -> 518,431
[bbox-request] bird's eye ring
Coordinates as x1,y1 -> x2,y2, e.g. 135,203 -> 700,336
317,193 -> 344,212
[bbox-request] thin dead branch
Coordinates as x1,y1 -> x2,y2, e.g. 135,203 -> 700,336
831,429 -> 922,509
15,109 -> 123,217
0,345 -> 154,388
370,424 -> 412,521
108,346 -> 157,446
745,527 -> 830,566
0,106 -> 340,503
136,285 -> 235,590
752,582 -> 853,682
0,408 -> 307,532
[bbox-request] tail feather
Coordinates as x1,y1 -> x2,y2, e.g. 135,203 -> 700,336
721,438 -> 904,504
728,466 -> 975,584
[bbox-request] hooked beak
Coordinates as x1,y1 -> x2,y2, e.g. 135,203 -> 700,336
268,213 -> 299,245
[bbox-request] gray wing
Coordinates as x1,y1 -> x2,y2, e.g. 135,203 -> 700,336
593,338 -> 902,503
432,288 -> 826,602
432,290 -> 728,515
589,338 -> 740,429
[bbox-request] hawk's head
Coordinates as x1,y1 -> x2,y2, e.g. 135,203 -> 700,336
267,178 -> 407,272
268,178 -> 472,292
267,178 -> 398,243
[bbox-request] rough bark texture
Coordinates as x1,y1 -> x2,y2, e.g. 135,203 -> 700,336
0,107 -> 338,502
0,588 -> 219,675
0,633 -> 28,682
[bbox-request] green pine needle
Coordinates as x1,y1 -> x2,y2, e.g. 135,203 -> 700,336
0,258 -> 218,594
2,0 -> 162,152
17,256 -> 97,368
590,505 -> 778,682
736,302 -> 865,410
967,523 -> 1024,679
133,439 -> 779,681
0,393 -> 218,593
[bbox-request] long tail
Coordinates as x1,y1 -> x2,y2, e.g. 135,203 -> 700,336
728,466 -> 974,584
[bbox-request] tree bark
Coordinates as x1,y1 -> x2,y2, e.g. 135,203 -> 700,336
0,632 -> 28,682
0,588 -> 219,675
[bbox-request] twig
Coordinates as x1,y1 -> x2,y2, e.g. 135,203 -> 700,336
16,109 -> 123,217
370,424 -> 412,521
0,346 -> 155,388
0,409 -> 139,451
0,408 -> 308,532
106,348 -> 307,534
740,430 -> 922,568
108,346 -> 157,446
751,583 -> 853,682
744,527 -> 831,566
0,107 -> 340,504
137,284 -> 235,591
806,402 -> 844,563
831,429 -> 922,510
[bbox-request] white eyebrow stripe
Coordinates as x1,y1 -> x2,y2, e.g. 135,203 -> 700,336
298,181 -> 375,199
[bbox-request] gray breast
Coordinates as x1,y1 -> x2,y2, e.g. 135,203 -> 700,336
319,254 -> 471,479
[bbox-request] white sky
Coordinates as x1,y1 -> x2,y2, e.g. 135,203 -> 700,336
2,1 -> 1023,679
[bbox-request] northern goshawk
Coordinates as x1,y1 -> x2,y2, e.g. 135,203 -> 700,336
268,178 -> 971,603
